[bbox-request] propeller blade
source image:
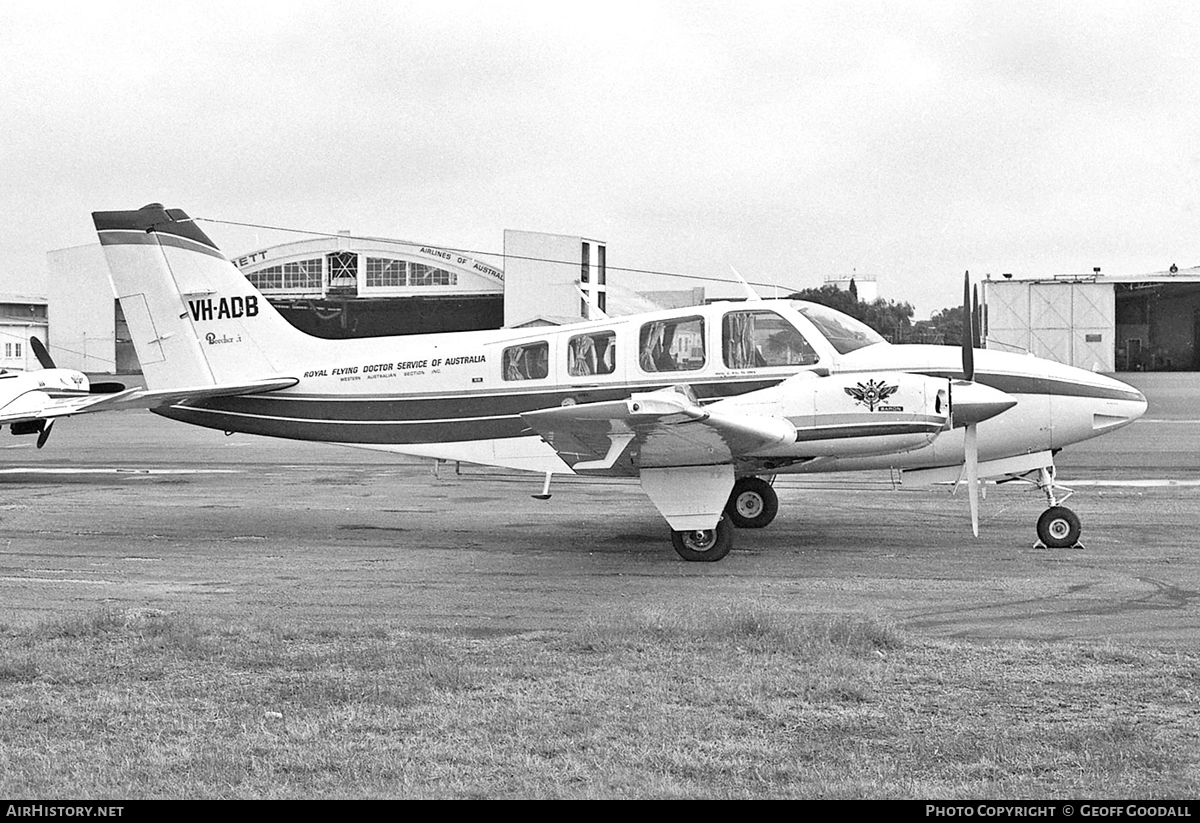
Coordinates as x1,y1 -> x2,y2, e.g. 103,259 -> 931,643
972,284 -> 981,349
30,337 -> 55,370
36,420 -> 53,449
961,271 -> 974,382
965,422 -> 979,537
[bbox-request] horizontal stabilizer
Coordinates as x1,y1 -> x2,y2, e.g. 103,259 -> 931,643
113,376 -> 300,410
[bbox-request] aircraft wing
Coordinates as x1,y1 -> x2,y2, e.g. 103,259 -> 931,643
520,386 -> 796,474
0,377 -> 299,426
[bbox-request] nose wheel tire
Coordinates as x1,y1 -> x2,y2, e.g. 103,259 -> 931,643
671,518 -> 733,562
1037,506 -> 1081,549
725,477 -> 779,529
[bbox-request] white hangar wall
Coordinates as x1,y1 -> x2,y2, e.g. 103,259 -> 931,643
45,244 -> 117,373
983,279 -> 1115,373
503,230 -> 607,328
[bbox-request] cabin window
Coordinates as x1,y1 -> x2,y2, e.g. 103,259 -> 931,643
639,317 -> 705,373
722,310 -> 818,368
567,331 -> 616,376
503,341 -> 549,381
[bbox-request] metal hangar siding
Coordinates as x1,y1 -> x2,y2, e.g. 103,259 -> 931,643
982,266 -> 1200,373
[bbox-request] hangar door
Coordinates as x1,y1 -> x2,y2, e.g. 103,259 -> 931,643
983,281 -> 1114,372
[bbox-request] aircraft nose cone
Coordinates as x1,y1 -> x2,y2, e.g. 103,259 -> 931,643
951,380 -> 1018,428
1093,376 -> 1147,431
1130,386 -> 1148,419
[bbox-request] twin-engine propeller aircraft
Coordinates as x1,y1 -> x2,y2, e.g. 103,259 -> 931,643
92,204 -> 1147,561
0,337 -> 130,447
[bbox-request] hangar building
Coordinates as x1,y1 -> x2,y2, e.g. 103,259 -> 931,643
983,265 -> 1200,373
233,234 -> 507,338
44,225 -> 609,374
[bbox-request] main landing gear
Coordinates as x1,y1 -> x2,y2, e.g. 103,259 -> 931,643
724,476 -> 779,529
667,477 -> 777,562
1032,466 -> 1082,548
670,518 -> 734,562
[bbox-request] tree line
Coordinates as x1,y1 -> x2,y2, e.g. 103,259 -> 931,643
786,281 -> 967,345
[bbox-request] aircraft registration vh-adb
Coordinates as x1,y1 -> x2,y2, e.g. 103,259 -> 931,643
92,204 -> 1146,562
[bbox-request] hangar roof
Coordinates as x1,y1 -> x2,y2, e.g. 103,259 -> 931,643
986,264 -> 1200,286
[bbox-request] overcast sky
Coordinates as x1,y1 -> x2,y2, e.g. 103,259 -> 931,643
2,0 -> 1198,317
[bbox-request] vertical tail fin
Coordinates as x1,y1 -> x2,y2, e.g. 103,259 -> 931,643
92,204 -> 305,390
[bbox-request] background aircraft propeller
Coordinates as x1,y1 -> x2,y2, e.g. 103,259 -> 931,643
30,336 -> 125,394
31,336 -> 55,369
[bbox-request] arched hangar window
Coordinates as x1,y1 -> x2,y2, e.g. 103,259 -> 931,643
366,258 -> 458,287
246,259 -> 322,290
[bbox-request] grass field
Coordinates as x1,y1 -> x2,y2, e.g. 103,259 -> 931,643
1,603 -> 1196,799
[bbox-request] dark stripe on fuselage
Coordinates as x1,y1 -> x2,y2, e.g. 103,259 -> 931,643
155,367 -> 1142,445
915,370 -> 1144,404
155,379 -> 786,444
793,421 -> 943,442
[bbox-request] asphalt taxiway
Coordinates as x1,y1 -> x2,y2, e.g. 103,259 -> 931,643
0,373 -> 1196,645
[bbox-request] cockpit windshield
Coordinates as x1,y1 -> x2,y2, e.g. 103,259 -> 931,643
789,301 -> 887,354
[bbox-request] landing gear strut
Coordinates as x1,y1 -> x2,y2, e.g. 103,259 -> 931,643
725,477 -> 779,529
1033,466 -> 1082,548
670,518 -> 733,562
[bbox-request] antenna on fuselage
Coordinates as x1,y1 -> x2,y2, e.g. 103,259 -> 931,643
576,285 -> 609,320
729,266 -> 762,301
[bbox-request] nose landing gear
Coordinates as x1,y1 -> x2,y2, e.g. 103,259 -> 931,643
1032,466 -> 1083,549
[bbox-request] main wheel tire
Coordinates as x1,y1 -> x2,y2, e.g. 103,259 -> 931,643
1037,506 -> 1082,549
670,518 -> 733,562
725,477 -> 779,529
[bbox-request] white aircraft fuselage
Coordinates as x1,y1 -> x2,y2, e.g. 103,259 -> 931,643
147,300 -> 1145,477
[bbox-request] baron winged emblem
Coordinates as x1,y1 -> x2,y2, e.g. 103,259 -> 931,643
845,378 -> 899,411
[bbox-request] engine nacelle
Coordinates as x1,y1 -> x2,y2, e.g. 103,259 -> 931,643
720,371 -> 952,458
